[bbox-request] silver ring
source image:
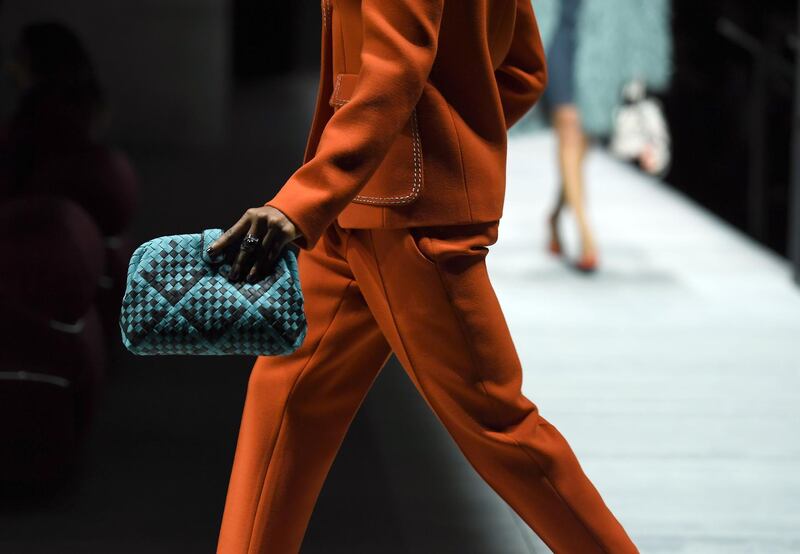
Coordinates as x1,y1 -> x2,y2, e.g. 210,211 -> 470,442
240,234 -> 261,254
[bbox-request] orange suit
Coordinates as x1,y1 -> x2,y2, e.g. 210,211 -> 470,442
218,1 -> 638,553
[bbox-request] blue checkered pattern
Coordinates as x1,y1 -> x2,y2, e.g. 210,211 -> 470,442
120,229 -> 306,356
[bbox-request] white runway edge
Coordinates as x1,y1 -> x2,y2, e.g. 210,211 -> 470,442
488,132 -> 800,553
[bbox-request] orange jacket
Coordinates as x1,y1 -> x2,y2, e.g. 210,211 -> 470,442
268,0 -> 547,249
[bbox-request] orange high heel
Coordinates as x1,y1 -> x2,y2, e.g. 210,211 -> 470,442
548,217 -> 563,256
548,237 -> 563,256
574,252 -> 599,273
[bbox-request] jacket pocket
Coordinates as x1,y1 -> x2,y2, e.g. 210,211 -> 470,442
329,73 -> 423,206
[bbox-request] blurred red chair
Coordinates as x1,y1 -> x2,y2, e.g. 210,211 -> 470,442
0,197 -> 106,481
27,145 -> 139,334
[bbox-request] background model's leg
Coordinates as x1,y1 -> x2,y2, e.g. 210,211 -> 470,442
554,105 -> 596,259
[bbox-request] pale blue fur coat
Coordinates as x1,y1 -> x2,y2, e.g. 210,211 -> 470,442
524,0 -> 673,136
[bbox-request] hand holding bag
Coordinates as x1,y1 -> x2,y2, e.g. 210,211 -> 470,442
119,229 -> 306,356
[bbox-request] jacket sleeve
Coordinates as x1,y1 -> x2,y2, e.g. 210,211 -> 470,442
495,0 -> 548,129
267,0 -> 444,249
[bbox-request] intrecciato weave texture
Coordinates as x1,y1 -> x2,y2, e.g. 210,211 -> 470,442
120,229 -> 306,356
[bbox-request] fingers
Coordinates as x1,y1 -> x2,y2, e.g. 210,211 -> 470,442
247,226 -> 288,283
213,206 -> 294,284
229,220 -> 264,282
265,231 -> 288,269
246,227 -> 276,283
208,214 -> 249,255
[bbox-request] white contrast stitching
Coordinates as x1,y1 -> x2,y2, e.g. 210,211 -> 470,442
330,74 -> 346,107
321,0 -> 330,30
322,0 -> 423,207
353,109 -> 424,205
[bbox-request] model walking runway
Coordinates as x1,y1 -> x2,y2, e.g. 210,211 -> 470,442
213,1 -> 637,552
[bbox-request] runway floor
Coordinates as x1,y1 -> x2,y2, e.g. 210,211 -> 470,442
480,132 -> 800,553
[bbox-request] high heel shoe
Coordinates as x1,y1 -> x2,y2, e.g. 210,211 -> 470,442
548,237 -> 563,256
574,252 -> 599,273
547,217 -> 563,256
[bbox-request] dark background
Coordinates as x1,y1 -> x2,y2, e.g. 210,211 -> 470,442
665,0 -> 798,255
0,0 -> 797,552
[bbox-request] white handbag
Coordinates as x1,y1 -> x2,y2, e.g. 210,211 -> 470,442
610,80 -> 671,176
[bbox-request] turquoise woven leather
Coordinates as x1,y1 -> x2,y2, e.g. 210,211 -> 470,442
120,229 -> 306,355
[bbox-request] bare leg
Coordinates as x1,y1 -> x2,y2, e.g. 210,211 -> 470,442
553,105 -> 596,259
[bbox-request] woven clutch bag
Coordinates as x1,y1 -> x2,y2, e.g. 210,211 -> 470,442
120,229 -> 306,356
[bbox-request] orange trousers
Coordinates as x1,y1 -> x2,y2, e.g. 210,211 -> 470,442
217,222 -> 637,554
